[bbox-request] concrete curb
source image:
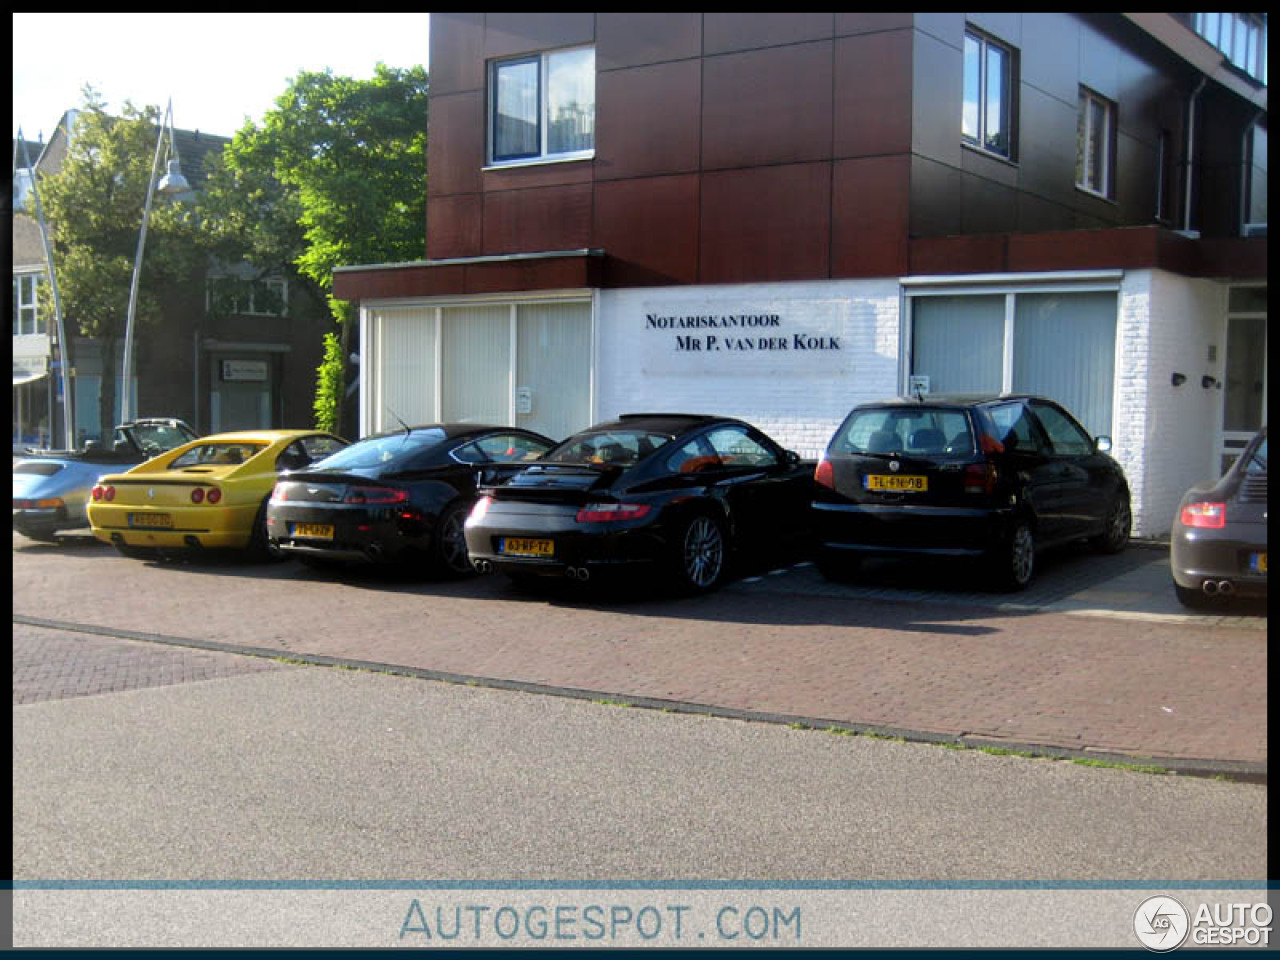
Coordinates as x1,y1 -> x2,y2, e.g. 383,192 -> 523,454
14,613 -> 1267,786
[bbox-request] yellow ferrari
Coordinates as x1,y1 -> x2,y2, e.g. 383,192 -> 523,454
88,429 -> 348,560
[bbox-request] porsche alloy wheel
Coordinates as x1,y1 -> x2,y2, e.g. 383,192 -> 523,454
678,514 -> 726,593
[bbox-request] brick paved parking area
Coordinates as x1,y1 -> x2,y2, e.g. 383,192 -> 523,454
12,530 -> 1267,777
13,622 -> 294,705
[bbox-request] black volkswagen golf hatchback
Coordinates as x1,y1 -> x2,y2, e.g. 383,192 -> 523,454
465,413 -> 813,594
812,394 -> 1131,590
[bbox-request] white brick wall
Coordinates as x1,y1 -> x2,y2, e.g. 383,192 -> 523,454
1126,269 -> 1227,538
596,280 -> 902,459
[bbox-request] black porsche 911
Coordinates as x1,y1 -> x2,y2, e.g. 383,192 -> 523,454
464,414 -> 814,593
267,424 -> 555,576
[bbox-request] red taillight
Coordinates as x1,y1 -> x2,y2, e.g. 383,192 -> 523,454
963,462 -> 998,495
91,486 -> 103,502
191,488 -> 205,504
978,434 -> 1005,454
470,496 -> 492,522
815,459 -> 835,489
1180,502 -> 1226,529
343,485 -> 408,505
206,488 -> 222,505
94,485 -> 116,502
576,502 -> 652,523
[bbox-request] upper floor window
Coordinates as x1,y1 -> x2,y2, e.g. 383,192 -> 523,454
1076,87 -> 1116,199
962,29 -> 1017,160
1193,12 -> 1267,84
489,46 -> 595,165
12,274 -> 44,336
206,275 -> 288,317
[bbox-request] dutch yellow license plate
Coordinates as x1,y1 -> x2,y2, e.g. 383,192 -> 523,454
129,513 -> 173,529
294,523 -> 334,540
865,475 -> 927,492
1254,552 -> 1267,574
500,537 -> 554,558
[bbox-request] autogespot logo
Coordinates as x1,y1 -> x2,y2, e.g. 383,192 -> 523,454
1134,895 -> 1190,952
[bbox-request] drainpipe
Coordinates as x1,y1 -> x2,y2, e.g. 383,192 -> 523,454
1239,108 -> 1263,236
1182,77 -> 1207,234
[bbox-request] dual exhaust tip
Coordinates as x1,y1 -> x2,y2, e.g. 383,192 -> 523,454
1201,579 -> 1235,596
471,558 -> 590,581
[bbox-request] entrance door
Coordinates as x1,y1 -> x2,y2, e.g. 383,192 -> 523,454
211,357 -> 273,432
1219,287 -> 1267,473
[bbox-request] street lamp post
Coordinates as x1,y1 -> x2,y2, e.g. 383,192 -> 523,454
17,128 -> 74,449
120,99 -> 189,423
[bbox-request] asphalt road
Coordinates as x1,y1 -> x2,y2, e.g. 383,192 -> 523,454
13,623 -> 1267,883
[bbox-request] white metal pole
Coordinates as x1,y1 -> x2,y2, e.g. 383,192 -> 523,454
121,100 -> 172,423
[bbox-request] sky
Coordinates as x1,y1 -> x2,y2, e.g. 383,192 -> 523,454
12,13 -> 431,144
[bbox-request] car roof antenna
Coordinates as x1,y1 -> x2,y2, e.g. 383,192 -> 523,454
386,407 -> 411,436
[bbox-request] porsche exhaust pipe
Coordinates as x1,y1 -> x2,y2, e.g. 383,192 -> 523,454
1217,579 -> 1234,596
566,566 -> 590,581
1201,579 -> 1234,596
473,559 -> 492,574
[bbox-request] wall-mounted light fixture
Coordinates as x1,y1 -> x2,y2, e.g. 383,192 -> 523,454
1171,372 -> 1187,387
1201,375 -> 1219,389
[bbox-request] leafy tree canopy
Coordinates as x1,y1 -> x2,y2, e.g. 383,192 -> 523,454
37,86 -> 203,438
199,63 -> 429,430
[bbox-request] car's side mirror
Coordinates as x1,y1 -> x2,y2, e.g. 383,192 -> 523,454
1095,435 -> 1113,454
783,449 -> 801,466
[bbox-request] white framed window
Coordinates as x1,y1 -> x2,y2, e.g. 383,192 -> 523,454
1193,13 -> 1267,84
905,283 -> 1120,439
962,28 -> 1017,160
12,273 -> 44,336
206,275 -> 288,317
363,298 -> 593,441
488,46 -> 595,166
1076,87 -> 1116,199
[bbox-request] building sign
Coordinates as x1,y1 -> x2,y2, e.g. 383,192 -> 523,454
641,300 -> 847,376
221,360 -> 269,382
12,353 -> 49,386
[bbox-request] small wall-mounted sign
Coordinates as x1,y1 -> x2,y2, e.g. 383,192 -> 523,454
908,375 -> 931,396
515,387 -> 533,415
221,359 -> 268,382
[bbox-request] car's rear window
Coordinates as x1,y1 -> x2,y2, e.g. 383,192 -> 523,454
830,408 -> 975,459
168,442 -> 269,468
313,430 -> 446,470
13,462 -> 64,476
545,429 -> 673,467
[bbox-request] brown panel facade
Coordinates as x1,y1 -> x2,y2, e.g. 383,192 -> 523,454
596,12 -> 701,71
831,156 -> 910,278
704,12 -> 834,54
483,184 -> 594,254
427,91 -> 485,199
699,163 -> 831,283
595,174 -> 700,286
426,194 -> 483,261
429,12 -> 486,96
701,42 -> 834,171
595,59 -> 701,181
833,30 -> 913,159
482,12 -> 595,60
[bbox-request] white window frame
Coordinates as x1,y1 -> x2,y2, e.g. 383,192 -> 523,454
899,272 -> 1124,435
206,274 -> 289,318
962,28 -> 1017,161
12,273 -> 43,336
359,292 -> 598,439
487,45 -> 596,168
1193,12 -> 1267,84
1076,87 -> 1116,200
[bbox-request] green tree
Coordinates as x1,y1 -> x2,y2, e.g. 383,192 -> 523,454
200,64 -> 429,433
38,88 -> 202,440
